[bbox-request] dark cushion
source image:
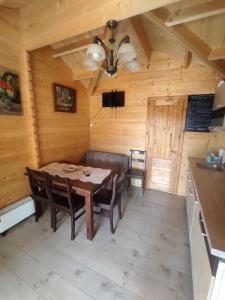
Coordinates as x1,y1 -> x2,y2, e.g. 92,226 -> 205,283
34,189 -> 48,200
93,189 -> 112,206
52,193 -> 85,211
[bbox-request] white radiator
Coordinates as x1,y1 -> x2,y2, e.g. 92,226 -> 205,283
0,196 -> 35,234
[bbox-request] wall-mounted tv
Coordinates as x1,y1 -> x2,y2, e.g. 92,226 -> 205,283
102,91 -> 125,107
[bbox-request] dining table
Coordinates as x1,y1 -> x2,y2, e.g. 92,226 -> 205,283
35,161 -> 113,240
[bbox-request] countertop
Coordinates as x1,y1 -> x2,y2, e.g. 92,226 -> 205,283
189,157 -> 225,259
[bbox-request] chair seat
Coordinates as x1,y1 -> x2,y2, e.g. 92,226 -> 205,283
52,193 -> 85,211
93,189 -> 112,207
126,168 -> 145,179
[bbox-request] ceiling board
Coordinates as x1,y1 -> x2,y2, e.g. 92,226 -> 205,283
0,0 -> 29,8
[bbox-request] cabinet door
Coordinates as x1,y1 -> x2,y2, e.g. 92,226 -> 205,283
190,204 -> 214,300
186,173 -> 197,238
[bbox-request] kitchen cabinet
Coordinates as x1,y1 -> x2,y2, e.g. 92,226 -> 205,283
186,172 -> 197,238
190,203 -> 214,300
187,158 -> 225,300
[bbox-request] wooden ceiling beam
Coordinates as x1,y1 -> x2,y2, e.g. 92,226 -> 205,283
208,48 -> 225,61
21,0 -> 182,51
144,8 -> 225,77
130,16 -> 152,64
184,50 -> 192,69
53,37 -> 97,58
88,68 -> 103,96
165,0 -> 225,26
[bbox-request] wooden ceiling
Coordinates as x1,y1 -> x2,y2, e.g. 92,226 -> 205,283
1,0 -> 225,93
0,0 -> 29,8
49,0 -> 225,94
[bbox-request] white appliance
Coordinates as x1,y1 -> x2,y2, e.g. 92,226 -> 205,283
210,81 -> 225,131
213,81 -> 225,111
0,196 -> 35,234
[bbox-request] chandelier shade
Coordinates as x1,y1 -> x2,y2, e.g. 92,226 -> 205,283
126,59 -> 141,72
117,43 -> 137,62
83,57 -> 99,71
84,20 -> 140,76
86,43 -> 105,62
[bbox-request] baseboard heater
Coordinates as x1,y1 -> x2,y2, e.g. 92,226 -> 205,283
0,196 -> 35,234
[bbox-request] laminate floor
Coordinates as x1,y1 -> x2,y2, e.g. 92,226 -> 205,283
0,187 -> 193,300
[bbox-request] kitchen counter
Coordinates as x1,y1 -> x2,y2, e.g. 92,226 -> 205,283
189,157 -> 225,259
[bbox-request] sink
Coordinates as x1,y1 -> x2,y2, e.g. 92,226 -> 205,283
197,162 -> 225,172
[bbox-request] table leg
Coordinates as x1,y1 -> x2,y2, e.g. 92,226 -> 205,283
85,191 -> 94,240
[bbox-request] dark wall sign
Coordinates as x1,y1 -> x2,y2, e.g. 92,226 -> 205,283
185,94 -> 214,132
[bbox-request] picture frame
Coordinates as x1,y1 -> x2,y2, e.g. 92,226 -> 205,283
53,83 -> 76,113
0,66 -> 22,115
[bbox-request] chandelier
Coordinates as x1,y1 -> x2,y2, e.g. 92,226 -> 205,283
84,20 -> 140,76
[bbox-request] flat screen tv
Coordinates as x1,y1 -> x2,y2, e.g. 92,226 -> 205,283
102,91 -> 125,107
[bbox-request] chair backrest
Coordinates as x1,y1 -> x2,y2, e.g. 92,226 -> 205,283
110,174 -> 123,207
129,149 -> 147,171
26,167 -> 48,198
83,150 -> 129,175
46,174 -> 74,211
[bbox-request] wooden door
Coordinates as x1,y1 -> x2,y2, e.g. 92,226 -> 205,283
146,96 -> 187,193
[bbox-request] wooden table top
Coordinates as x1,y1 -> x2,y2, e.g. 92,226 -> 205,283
26,161 -> 113,194
189,157 -> 225,259
58,161 -> 114,193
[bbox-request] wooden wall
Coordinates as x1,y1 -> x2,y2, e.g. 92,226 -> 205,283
89,51 -> 221,194
30,47 -> 90,165
0,8 -> 34,209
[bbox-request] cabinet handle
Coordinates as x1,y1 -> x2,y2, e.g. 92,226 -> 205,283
199,213 -> 207,237
189,186 -> 195,196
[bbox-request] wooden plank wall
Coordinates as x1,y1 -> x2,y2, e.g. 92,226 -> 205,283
89,51 -> 221,194
0,8 -> 34,209
30,46 -> 90,165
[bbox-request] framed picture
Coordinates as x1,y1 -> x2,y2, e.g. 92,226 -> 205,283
53,83 -> 76,113
0,67 -> 22,115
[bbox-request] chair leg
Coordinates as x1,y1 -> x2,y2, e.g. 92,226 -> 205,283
71,215 -> 75,241
34,200 -> 39,222
110,209 -> 114,234
50,207 -> 53,229
52,208 -> 57,232
118,200 -> 122,219
141,179 -> 144,197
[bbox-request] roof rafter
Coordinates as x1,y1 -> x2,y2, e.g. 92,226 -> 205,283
144,8 -> 225,77
129,16 -> 152,65
208,48 -> 225,61
165,0 -> 225,26
53,37 -> 97,58
184,50 -> 192,69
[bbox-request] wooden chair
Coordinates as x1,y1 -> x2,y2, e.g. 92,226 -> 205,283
26,167 -> 50,223
93,174 -> 123,234
47,174 -> 85,240
125,149 -> 147,196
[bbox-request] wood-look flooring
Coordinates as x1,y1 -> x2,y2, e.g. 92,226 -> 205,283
0,187 -> 193,300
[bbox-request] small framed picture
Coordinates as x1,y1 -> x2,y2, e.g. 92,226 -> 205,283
0,67 -> 22,115
53,83 -> 76,113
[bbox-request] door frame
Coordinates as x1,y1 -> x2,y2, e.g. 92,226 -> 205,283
145,96 -> 187,194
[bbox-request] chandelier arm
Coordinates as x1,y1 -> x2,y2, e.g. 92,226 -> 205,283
114,35 -> 130,60
94,36 -> 109,60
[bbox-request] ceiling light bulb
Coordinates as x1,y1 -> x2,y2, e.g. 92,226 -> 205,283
86,43 -> 105,62
126,59 -> 140,72
118,43 -> 136,62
